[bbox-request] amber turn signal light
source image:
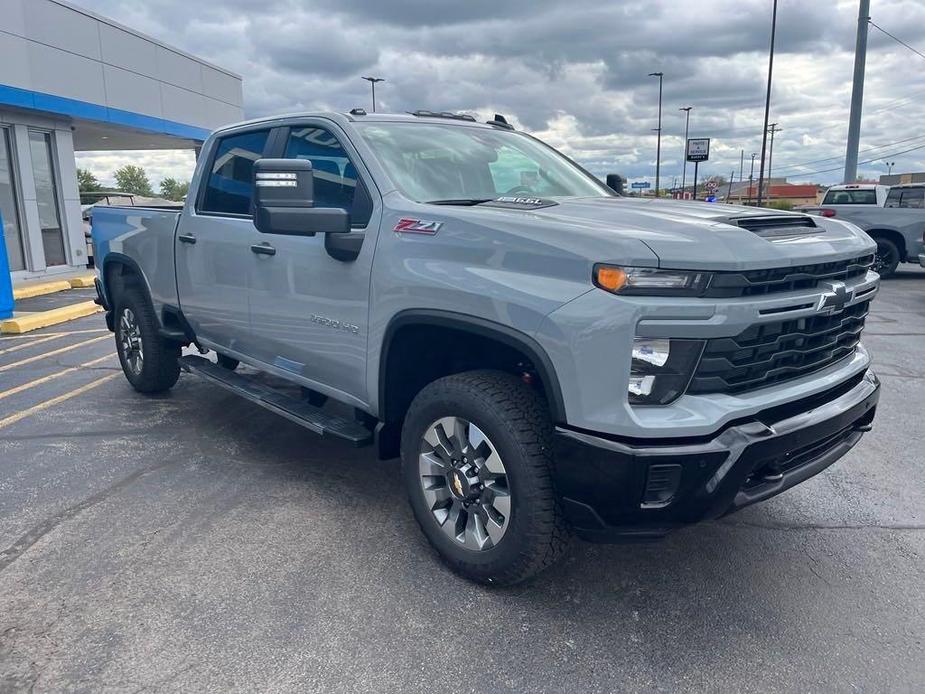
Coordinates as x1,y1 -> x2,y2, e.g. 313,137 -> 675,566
594,266 -> 627,292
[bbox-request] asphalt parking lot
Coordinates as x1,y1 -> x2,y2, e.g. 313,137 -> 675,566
1,269 -> 923,692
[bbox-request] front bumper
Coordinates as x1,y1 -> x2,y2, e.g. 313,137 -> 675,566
554,370 -> 879,541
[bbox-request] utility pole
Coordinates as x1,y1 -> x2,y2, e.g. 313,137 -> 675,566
766,123 -> 781,200
362,76 -> 385,112
679,106 -> 692,193
727,170 -> 735,202
756,0 -> 778,207
748,152 -> 757,205
844,0 -> 871,183
649,72 -> 664,197
739,149 -> 745,201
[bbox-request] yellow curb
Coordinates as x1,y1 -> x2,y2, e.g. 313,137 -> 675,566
12,280 -> 73,300
0,301 -> 102,334
68,274 -> 97,288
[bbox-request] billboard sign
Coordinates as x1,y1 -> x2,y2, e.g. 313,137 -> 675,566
686,138 -> 710,162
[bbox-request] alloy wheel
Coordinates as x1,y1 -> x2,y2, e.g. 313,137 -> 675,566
118,308 -> 144,376
418,416 -> 511,551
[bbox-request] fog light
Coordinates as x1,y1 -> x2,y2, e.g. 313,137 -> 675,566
629,338 -> 704,405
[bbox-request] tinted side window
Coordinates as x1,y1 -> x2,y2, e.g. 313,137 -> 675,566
900,188 -> 924,209
284,126 -> 371,226
885,189 -> 902,208
200,130 -> 270,216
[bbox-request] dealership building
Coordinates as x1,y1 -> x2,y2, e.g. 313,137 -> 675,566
0,0 -> 243,282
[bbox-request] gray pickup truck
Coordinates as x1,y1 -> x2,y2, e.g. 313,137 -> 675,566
92,110 -> 881,584
800,183 -> 925,277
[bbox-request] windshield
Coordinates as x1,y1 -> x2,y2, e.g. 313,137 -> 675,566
823,189 -> 877,205
356,122 -> 611,203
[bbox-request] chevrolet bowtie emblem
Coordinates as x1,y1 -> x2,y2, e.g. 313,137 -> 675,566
816,281 -> 853,313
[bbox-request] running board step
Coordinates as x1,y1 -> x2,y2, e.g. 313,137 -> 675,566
178,355 -> 374,446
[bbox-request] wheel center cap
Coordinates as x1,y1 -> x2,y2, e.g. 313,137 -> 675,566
448,469 -> 472,500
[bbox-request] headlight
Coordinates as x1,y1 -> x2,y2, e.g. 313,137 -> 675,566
594,265 -> 711,296
629,337 -> 704,405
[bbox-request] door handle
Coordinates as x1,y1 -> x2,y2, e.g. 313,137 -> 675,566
178,233 -> 196,244
250,243 -> 276,256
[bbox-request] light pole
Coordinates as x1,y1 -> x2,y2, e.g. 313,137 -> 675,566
748,152 -> 757,205
679,106 -> 692,194
886,161 -> 896,175
649,72 -> 664,197
844,0 -> 871,183
361,76 -> 385,113
756,0 -> 778,207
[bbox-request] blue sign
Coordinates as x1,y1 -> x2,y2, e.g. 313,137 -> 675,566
704,195 -> 717,203
631,181 -> 651,189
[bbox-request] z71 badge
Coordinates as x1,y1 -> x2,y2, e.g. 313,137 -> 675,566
393,218 -> 442,235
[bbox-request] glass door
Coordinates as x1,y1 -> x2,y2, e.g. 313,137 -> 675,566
0,128 -> 25,272
29,131 -> 67,267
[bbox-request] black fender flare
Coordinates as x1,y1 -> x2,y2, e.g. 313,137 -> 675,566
379,309 -> 566,424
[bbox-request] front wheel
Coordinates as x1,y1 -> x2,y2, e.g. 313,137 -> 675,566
401,370 -> 568,585
872,237 -> 900,278
115,288 -> 180,393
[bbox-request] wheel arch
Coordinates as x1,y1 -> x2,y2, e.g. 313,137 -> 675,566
866,228 -> 907,261
378,310 -> 566,427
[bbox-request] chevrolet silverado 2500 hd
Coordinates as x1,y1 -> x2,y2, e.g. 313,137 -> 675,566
91,111 -> 881,585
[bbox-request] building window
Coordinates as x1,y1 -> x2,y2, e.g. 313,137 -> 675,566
199,129 -> 271,216
0,128 -> 25,272
29,131 -> 67,267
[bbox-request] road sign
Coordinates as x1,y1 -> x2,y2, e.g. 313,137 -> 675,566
686,138 -> 710,162
630,181 -> 651,189
705,180 -> 719,193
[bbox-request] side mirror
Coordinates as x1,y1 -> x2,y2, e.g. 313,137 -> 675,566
606,174 -> 624,195
252,158 -> 350,236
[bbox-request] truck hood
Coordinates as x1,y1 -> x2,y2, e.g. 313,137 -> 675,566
440,196 -> 876,271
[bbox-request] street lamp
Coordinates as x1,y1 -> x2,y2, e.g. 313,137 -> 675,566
886,161 -> 896,175
679,106 -> 692,194
361,76 -> 385,113
649,72 -> 664,197
756,0 -> 778,207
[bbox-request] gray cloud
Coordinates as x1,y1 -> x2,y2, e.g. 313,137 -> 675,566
76,0 -> 925,186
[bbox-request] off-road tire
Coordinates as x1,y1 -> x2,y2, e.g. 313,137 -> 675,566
114,288 -> 180,393
401,370 -> 568,585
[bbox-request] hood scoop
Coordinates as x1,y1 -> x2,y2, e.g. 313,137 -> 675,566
729,214 -> 821,240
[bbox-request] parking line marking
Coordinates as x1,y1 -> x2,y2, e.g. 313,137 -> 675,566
0,328 -> 109,342
0,372 -> 120,430
0,335 -> 111,373
0,353 -> 117,401
0,334 -> 64,356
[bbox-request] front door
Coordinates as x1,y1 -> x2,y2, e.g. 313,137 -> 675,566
176,127 -> 271,354
246,121 -> 378,406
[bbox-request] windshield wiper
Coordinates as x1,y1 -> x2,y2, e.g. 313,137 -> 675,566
426,198 -> 494,206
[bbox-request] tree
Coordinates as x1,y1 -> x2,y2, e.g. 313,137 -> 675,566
77,168 -> 100,193
159,177 -> 191,202
113,165 -> 153,197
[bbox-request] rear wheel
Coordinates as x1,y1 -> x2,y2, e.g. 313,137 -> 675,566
401,370 -> 568,585
114,288 -> 180,393
872,237 -> 900,278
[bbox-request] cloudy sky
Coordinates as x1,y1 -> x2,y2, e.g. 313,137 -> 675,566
75,0 -> 925,191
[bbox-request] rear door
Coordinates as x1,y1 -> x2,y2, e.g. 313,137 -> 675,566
176,127 -> 272,354
246,120 -> 379,406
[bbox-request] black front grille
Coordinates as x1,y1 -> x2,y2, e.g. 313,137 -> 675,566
704,254 -> 874,298
689,300 -> 870,395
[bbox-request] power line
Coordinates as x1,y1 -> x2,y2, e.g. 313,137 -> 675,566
869,20 -> 925,62
785,141 -> 925,178
772,133 -> 925,172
